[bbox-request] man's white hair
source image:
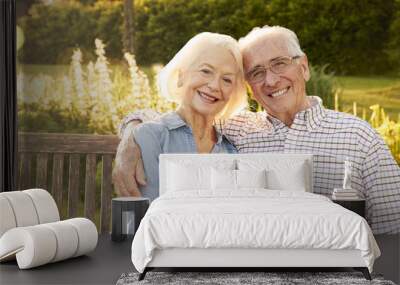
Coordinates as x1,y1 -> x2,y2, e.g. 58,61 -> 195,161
157,32 -> 248,119
238,25 -> 305,57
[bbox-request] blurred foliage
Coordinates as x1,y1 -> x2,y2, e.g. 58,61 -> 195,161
18,1 -> 124,64
17,39 -> 174,134
17,0 -> 399,75
267,0 -> 396,75
367,105 -> 400,163
306,65 -> 337,109
385,0 -> 400,75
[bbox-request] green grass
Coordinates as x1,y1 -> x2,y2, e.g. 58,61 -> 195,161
335,76 -> 400,120
336,76 -> 400,90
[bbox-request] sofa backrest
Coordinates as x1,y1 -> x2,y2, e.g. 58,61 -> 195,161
0,189 -> 60,238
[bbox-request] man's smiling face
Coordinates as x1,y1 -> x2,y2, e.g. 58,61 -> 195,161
242,34 -> 310,122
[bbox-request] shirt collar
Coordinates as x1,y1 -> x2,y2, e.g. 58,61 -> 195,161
265,96 -> 326,131
266,113 -> 284,129
161,112 -> 226,144
303,96 -> 327,131
214,124 -> 226,145
160,112 -> 187,130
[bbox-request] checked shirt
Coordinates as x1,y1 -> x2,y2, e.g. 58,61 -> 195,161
223,96 -> 400,234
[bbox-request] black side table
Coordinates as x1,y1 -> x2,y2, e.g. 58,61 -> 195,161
112,197 -> 150,241
332,199 -> 365,218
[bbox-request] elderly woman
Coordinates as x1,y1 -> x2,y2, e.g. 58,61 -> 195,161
130,32 -> 247,201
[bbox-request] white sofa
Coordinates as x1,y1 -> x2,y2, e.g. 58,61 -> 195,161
0,189 -> 98,269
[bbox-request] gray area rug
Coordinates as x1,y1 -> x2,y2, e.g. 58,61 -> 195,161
116,271 -> 396,285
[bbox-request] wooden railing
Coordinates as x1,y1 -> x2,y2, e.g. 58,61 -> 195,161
17,132 -> 120,233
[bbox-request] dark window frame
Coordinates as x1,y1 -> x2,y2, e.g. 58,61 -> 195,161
0,0 -> 17,192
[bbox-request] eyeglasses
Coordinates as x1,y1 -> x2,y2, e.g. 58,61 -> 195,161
246,56 -> 301,84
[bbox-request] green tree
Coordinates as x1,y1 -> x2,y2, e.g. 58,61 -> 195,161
134,0 -> 269,64
267,0 -> 396,74
19,2 -> 93,64
18,0 -> 398,75
385,0 -> 400,74
123,0 -> 135,54
18,1 -> 123,64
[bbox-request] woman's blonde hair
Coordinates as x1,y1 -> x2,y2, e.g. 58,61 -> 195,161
157,32 -> 248,119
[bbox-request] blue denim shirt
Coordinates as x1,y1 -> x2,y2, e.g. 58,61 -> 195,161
133,112 -> 237,201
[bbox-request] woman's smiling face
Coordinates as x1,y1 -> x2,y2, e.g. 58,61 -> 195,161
179,45 -> 239,117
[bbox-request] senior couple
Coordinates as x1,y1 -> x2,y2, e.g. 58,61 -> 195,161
113,25 -> 400,281
115,24 -> 399,231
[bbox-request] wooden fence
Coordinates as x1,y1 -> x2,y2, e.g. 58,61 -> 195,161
17,132 -> 120,233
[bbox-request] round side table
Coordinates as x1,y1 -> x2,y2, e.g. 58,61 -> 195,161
111,197 -> 150,242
